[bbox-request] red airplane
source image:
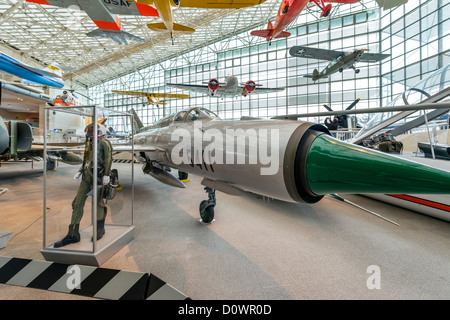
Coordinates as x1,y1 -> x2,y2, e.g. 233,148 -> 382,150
251,0 -> 361,44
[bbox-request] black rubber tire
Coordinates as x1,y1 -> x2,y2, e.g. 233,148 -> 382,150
199,200 -> 215,223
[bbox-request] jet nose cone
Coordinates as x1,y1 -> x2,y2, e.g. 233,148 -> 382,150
305,134 -> 450,196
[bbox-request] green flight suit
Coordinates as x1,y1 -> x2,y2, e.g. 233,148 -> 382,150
70,137 -> 112,225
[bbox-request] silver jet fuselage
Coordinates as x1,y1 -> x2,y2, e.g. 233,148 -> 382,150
131,107 -> 328,204
127,107 -> 450,211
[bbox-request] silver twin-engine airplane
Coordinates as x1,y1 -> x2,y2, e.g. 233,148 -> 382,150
113,106 -> 450,224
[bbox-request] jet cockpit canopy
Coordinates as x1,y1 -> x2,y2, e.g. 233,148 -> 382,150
174,107 -> 219,122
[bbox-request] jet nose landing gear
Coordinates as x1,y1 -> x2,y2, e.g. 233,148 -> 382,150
199,187 -> 216,223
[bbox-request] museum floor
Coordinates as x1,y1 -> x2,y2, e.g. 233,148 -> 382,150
2,160 -> 450,300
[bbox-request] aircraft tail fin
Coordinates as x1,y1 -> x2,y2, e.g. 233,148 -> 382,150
147,22 -> 195,34
172,23 -> 195,33
250,29 -> 272,37
129,108 -> 144,131
274,31 -> 291,38
304,69 -> 324,81
250,20 -> 273,38
43,65 -> 62,78
86,28 -> 145,45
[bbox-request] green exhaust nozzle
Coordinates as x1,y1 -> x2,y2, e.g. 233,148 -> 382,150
306,134 -> 450,196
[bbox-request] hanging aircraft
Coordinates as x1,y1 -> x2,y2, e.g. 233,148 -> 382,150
111,106 -> 450,224
166,75 -> 284,98
112,90 -> 190,105
0,52 -> 64,89
250,0 -> 361,44
290,46 -> 390,81
134,0 -> 268,44
25,0 -> 160,45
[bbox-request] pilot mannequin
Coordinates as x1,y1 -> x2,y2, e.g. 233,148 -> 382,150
54,123 -> 112,248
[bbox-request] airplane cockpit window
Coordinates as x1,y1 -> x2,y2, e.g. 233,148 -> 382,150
200,108 -> 219,118
182,107 -> 219,121
174,111 -> 186,121
185,109 -> 200,121
153,115 -> 173,128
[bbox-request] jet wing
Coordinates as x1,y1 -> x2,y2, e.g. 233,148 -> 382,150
252,87 -> 285,94
112,145 -> 158,153
142,0 -> 268,9
166,83 -> 209,95
110,1 -> 159,17
113,90 -> 189,99
375,0 -> 408,10
27,0 -> 159,17
289,46 -> 345,61
358,53 -> 391,62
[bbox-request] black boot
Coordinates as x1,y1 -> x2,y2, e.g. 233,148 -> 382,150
54,224 -> 80,248
91,219 -> 105,242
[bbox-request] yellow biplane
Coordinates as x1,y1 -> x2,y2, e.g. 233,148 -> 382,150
132,0 -> 267,43
112,90 -> 190,105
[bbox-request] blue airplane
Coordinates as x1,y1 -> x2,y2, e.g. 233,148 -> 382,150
0,52 -> 64,88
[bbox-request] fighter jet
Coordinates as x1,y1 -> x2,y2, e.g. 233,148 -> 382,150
289,46 -> 390,81
112,106 -> 450,224
166,75 -> 284,98
0,52 -> 64,89
25,0 -> 160,44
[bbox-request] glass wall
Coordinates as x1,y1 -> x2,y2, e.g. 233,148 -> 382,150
89,0 -> 449,129
380,0 -> 450,105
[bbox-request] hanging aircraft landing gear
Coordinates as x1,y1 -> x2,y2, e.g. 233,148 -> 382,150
312,0 -> 332,18
321,4 -> 332,17
199,187 -> 216,223
339,68 -> 343,73
355,69 -> 360,74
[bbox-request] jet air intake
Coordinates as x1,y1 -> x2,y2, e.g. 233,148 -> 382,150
0,119 -> 33,156
283,123 -> 450,204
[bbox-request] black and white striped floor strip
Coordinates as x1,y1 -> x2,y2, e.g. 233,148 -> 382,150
113,159 -> 134,163
0,256 -> 190,300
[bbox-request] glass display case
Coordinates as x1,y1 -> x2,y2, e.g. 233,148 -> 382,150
40,105 -> 135,266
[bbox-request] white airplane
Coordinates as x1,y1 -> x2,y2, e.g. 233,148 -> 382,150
166,75 -> 284,98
